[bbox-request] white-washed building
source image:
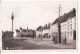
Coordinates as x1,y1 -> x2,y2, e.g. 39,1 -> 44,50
16,29 -> 21,37
50,8 -> 76,43
66,12 -> 76,43
36,26 -> 43,37
50,24 -> 58,38
36,23 -> 51,38
43,24 -> 50,38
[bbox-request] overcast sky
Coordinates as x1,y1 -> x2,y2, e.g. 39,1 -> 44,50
0,1 -> 77,36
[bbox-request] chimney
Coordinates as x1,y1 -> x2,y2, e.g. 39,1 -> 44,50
27,26 -> 28,30
73,8 -> 76,13
48,23 -> 50,26
20,27 -> 22,30
46,24 -> 47,26
2,31 -> 4,34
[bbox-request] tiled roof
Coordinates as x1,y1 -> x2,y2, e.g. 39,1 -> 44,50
16,29 -> 20,32
22,29 -> 31,32
16,27 -> 35,32
22,29 -> 27,32
37,26 -> 43,31
5,31 -> 13,33
43,26 -> 50,30
52,8 -> 76,25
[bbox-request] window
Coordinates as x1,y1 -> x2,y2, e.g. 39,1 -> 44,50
71,18 -> 72,23
67,32 -> 69,36
70,31 -> 72,36
65,24 -> 66,29
68,20 -> 69,24
74,18 -> 76,22
69,25 -> 71,30
64,32 -> 66,36
63,25 -> 64,30
68,25 -> 69,30
61,25 -> 63,30
62,32 -> 63,37
62,25 -> 64,30
69,19 -> 71,23
74,23 -> 76,29
71,24 -> 72,30
69,32 -> 70,37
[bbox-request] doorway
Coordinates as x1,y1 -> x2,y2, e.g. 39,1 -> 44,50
73,31 -> 76,40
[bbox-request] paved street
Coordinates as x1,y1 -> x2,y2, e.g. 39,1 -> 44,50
20,41 -> 59,49
2,37 -> 59,50
2,37 -> 76,50
25,37 -> 76,49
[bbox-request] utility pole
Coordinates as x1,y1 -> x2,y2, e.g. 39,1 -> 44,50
58,4 -> 61,43
11,12 -> 14,37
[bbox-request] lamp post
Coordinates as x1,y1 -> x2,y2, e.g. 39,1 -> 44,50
58,4 -> 61,43
11,12 -> 14,37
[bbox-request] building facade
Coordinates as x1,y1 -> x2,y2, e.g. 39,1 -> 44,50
16,29 -> 21,37
50,24 -> 58,38
16,27 -> 36,37
36,26 -> 43,37
36,23 -> 51,38
50,8 -> 76,43
2,31 -> 14,38
43,24 -> 50,38
66,15 -> 76,43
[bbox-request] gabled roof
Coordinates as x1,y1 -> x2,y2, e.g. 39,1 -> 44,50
16,27 -> 35,32
16,29 -> 20,32
22,29 -> 27,32
3,31 -> 14,34
43,26 -> 50,30
52,8 -> 76,25
22,29 -> 31,32
37,26 -> 43,31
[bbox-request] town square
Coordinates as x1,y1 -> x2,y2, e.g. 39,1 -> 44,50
0,1 -> 77,50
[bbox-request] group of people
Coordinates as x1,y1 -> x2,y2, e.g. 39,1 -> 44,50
52,36 -> 66,44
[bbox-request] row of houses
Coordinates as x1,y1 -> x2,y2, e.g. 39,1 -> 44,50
16,27 -> 36,37
2,8 -> 76,43
2,8 -> 76,44
36,23 -> 50,38
36,8 -> 76,43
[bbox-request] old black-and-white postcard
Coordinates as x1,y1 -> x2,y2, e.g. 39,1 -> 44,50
0,1 -> 77,50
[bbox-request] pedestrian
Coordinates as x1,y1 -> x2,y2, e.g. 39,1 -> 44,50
64,37 -> 66,44
55,36 -> 58,44
52,36 -> 55,41
40,35 -> 42,40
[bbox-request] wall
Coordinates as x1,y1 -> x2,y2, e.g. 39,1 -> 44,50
50,24 -> 58,38
66,16 -> 76,40
36,30 -> 43,37
43,29 -> 50,34
60,22 -> 67,39
16,32 -> 21,37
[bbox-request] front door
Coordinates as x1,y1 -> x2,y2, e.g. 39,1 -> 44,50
73,31 -> 76,40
